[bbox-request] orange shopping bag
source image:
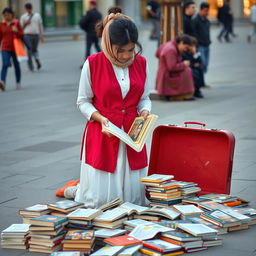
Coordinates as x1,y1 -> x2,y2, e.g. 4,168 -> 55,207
13,38 -> 28,62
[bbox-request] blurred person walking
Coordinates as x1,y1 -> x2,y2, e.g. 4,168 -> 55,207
79,0 -> 102,66
248,1 -> 256,42
0,8 -> 23,91
183,1 -> 196,36
193,2 -> 211,75
155,35 -> 195,101
217,0 -> 233,42
147,0 -> 160,40
20,3 -> 44,71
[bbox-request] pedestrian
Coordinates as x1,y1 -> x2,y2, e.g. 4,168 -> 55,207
0,8 -> 23,91
79,0 -> 102,66
155,34 -> 195,101
217,0 -> 232,42
64,13 -> 151,208
147,0 -> 160,40
193,2 -> 211,75
248,1 -> 256,43
20,3 -> 44,71
183,37 -> 204,98
183,0 -> 196,37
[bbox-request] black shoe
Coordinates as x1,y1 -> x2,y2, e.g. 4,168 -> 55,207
36,59 -> 42,70
194,90 -> 204,98
0,81 -> 5,91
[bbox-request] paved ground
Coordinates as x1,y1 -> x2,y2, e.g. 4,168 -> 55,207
0,23 -> 256,255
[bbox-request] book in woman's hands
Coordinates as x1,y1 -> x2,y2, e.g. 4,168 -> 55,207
102,114 -> 158,152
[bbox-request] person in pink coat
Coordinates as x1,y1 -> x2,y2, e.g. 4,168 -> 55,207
155,35 -> 195,101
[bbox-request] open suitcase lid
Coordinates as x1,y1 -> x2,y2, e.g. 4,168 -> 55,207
148,122 -> 235,195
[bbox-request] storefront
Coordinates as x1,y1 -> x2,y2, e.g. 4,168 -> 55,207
41,0 -> 83,28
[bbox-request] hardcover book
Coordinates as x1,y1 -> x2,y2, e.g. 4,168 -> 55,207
140,174 -> 174,184
176,223 -> 217,237
47,200 -> 84,213
104,235 -> 141,247
142,239 -> 181,253
91,246 -> 124,256
65,230 -> 94,240
118,244 -> 142,256
19,204 -> 51,216
102,114 -> 158,152
27,215 -> 68,227
67,208 -> 102,220
95,229 -> 127,238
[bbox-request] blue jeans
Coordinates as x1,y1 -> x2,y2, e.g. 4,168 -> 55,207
198,46 -> 210,73
1,50 -> 21,84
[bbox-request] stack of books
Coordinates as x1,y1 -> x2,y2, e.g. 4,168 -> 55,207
176,223 -> 219,252
140,239 -> 184,256
19,204 -> 51,223
160,229 -> 204,253
92,207 -> 129,229
1,224 -> 30,250
173,205 -> 204,220
62,230 -> 95,253
47,200 -> 84,217
66,208 -> 102,230
27,215 -> 68,253
140,174 -> 182,207
174,181 -> 201,198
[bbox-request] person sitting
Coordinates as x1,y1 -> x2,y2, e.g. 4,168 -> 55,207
155,34 -> 195,101
183,37 -> 204,98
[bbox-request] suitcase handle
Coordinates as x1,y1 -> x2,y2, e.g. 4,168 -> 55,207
184,121 -> 206,129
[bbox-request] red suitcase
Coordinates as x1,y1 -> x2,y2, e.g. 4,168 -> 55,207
148,121 -> 235,195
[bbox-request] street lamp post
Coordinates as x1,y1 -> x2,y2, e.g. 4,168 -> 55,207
158,0 -> 183,44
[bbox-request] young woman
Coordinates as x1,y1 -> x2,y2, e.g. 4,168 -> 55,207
69,13 -> 151,208
155,34 -> 195,101
0,8 -> 23,91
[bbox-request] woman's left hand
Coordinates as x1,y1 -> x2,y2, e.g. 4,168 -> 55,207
140,110 -> 150,120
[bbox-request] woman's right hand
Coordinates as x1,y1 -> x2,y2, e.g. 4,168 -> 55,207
183,60 -> 190,67
101,116 -> 113,137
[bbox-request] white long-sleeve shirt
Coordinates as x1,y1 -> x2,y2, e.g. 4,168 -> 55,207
77,59 -> 152,121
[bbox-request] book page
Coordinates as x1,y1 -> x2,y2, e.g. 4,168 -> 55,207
119,202 -> 149,215
94,207 -> 128,222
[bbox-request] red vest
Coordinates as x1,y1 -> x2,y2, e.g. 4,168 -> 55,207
80,52 -> 148,173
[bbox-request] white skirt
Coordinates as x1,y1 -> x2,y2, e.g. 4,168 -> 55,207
75,139 -> 148,208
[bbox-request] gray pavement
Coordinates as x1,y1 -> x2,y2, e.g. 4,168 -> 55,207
0,23 -> 256,255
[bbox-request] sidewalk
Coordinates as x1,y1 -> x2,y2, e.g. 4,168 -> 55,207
0,24 -> 256,255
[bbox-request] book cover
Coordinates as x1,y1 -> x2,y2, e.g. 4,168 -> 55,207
102,114 -> 158,152
91,246 -> 124,256
65,230 -> 94,240
140,174 -> 174,184
67,208 -> 102,220
104,235 -> 141,247
142,239 -> 181,253
118,244 -> 142,256
200,193 -> 237,203
161,230 -> 201,241
1,224 -> 30,234
139,247 -> 184,256
177,223 -> 218,237
173,205 -> 203,215
48,200 -> 83,212
50,252 -> 81,256
95,229 -> 127,238
28,215 -> 68,227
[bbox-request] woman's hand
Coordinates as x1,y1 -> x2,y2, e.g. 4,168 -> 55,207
140,110 -> 150,120
100,116 -> 113,137
11,26 -> 18,32
183,60 -> 190,67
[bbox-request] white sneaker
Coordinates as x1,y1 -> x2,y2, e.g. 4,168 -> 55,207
64,185 -> 78,199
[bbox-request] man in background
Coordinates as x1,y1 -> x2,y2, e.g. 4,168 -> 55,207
248,1 -> 256,42
193,2 -> 211,75
20,3 -> 44,71
147,0 -> 160,40
79,0 -> 102,66
183,1 -> 196,36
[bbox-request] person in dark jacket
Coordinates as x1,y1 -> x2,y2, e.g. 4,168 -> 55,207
147,0 -> 160,40
217,0 -> 232,42
183,1 -> 196,37
193,2 -> 211,74
79,1 -> 102,64
183,37 -> 204,98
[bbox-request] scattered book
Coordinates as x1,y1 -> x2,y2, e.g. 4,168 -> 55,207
26,215 -> 68,227
91,246 -> 124,256
118,244 -> 142,256
140,174 -> 174,184
95,229 -> 127,238
142,239 -> 182,253
102,114 -> 158,152
50,252 -> 81,256
47,200 -> 84,214
172,205 -> 203,219
104,235 -> 141,247
67,208 -> 102,221
19,204 -> 51,217
161,229 -> 202,242
139,247 -> 185,256
98,198 -> 123,212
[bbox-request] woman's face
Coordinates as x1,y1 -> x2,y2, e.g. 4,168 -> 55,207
177,42 -> 190,53
112,42 -> 135,63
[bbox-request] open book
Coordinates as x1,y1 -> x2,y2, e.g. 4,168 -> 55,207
102,114 -> 158,152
